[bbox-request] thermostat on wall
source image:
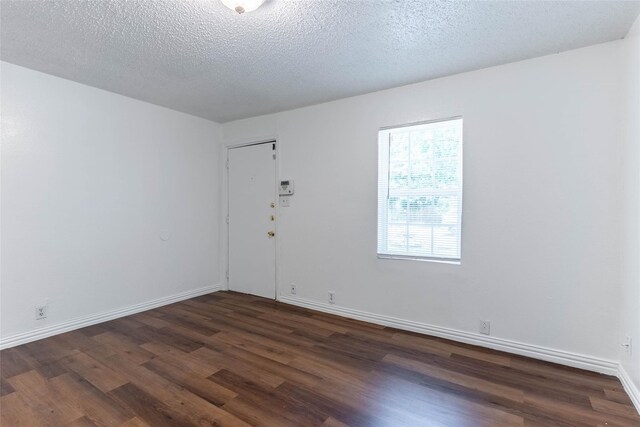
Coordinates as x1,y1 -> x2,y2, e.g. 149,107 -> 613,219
279,180 -> 294,196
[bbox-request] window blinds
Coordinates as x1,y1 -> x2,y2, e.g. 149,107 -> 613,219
377,118 -> 463,261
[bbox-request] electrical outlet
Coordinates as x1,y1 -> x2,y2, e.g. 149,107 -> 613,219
35,304 -> 48,320
328,291 -> 335,304
623,335 -> 633,355
479,320 -> 490,335
290,283 -> 297,295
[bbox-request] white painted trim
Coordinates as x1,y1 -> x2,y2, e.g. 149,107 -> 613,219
278,295 -> 619,376
0,284 -> 222,350
226,137 -> 278,150
619,364 -> 640,415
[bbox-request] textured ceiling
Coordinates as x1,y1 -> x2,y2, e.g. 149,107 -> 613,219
2,1 -> 639,123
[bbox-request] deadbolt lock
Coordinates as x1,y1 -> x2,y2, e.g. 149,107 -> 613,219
270,202 -> 275,208
267,231 -> 275,238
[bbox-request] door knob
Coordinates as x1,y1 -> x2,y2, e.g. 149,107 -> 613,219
267,231 -> 275,238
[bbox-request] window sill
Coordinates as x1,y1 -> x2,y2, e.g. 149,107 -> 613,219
377,254 -> 461,265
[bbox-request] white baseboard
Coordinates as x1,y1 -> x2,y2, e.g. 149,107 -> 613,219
0,284 -> 222,350
278,295 -> 619,376
619,364 -> 640,414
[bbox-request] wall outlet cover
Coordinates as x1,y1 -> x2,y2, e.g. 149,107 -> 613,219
479,320 -> 491,335
623,335 -> 632,355
328,291 -> 335,304
290,283 -> 297,295
35,305 -> 48,320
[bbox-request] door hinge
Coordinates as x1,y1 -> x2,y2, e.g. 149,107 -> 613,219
226,159 -> 229,169
226,270 -> 229,280
226,214 -> 229,224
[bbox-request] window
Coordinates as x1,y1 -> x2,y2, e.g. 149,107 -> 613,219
377,117 -> 463,262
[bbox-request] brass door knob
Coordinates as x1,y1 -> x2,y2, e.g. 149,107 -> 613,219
267,231 -> 275,238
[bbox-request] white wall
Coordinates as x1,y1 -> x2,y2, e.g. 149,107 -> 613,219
1,62 -> 222,341
621,15 -> 640,400
223,40 -> 628,366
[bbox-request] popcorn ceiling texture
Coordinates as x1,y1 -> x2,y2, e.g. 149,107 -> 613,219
1,0 -> 639,123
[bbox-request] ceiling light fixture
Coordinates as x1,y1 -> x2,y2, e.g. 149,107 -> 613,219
221,0 -> 265,14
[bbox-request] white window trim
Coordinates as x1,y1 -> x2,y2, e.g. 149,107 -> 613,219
377,116 -> 463,263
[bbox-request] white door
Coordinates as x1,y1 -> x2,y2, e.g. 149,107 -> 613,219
228,142 -> 276,299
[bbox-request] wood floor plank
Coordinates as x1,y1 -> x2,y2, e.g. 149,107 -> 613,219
118,417 -> 152,427
191,346 -> 287,389
437,353 -> 597,409
109,382 -> 195,427
1,391 -> 55,427
97,352 -> 250,427
19,336 -> 79,366
7,370 -> 84,425
224,345 -> 323,388
604,388 -> 635,405
140,341 -> 219,377
209,369 -> 328,426
59,352 -> 129,393
590,396 -> 640,420
321,417 -> 350,427
365,369 -> 526,426
142,356 -> 236,406
0,376 -> 16,397
212,331 -> 297,365
122,325 -> 206,353
382,353 -> 525,402
257,310 -> 344,336
523,393 -> 637,426
49,372 -> 135,426
127,312 -> 172,329
91,332 -> 156,365
225,310 -> 297,336
154,305 -> 223,336
221,395 -> 302,427
275,381 -> 383,427
0,348 -> 37,379
66,416 -> 100,427
0,290 -> 637,426
510,356 -> 624,391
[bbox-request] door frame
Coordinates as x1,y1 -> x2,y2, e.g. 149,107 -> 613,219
225,137 -> 280,300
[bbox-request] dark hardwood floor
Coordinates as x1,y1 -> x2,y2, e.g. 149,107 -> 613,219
1,291 -> 638,426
